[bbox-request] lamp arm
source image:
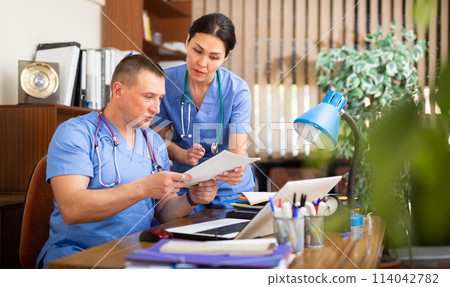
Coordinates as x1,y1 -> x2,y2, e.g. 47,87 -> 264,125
341,111 -> 363,210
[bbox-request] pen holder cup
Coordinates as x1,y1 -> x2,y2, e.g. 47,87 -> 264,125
305,216 -> 324,248
273,216 -> 304,254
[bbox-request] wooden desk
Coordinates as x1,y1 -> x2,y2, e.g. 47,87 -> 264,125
48,209 -> 384,269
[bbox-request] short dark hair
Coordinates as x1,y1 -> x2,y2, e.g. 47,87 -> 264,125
188,13 -> 236,57
111,54 -> 165,87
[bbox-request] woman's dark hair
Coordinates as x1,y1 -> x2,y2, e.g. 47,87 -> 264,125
188,13 -> 236,57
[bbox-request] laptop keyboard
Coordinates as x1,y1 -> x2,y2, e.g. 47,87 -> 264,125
197,221 -> 250,235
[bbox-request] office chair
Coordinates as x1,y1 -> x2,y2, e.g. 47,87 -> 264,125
19,155 -> 54,269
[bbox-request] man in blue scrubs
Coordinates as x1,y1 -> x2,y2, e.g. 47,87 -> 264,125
36,55 -> 218,268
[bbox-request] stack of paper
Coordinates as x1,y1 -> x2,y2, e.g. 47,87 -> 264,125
226,192 -> 276,220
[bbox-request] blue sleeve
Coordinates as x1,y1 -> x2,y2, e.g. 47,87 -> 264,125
46,120 -> 94,183
229,80 -> 252,134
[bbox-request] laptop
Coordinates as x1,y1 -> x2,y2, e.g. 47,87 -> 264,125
166,176 -> 342,241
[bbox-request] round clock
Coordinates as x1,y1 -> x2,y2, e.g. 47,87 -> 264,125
322,194 -> 342,216
20,62 -> 59,99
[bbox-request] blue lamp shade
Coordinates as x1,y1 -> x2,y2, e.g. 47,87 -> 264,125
293,91 -> 346,149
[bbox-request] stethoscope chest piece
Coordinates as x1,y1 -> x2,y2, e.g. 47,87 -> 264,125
211,142 -> 219,154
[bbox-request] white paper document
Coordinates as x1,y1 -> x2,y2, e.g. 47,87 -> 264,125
184,151 -> 260,187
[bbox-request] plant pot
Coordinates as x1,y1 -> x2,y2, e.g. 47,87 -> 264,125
378,254 -> 401,269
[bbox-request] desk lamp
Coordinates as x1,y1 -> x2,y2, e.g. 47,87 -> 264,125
293,91 -> 363,229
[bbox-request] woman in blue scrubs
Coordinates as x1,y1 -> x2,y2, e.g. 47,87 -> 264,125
153,13 -> 256,211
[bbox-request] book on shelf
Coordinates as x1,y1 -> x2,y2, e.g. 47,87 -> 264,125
142,10 -> 152,42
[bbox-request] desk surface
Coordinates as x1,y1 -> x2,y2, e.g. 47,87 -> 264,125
48,209 -> 384,269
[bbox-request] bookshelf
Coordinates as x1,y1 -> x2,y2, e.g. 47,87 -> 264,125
105,0 -> 191,62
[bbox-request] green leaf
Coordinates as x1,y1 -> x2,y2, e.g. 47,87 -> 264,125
337,51 -> 346,61
406,75 -> 417,87
376,74 -> 384,85
361,78 -> 372,90
353,62 -> 366,74
350,88 -> 364,99
346,73 -> 360,89
366,57 -> 380,68
403,30 -> 417,42
367,84 -> 379,95
412,45 -> 424,62
386,61 -> 398,76
364,33 -> 374,42
390,20 -> 396,31
381,52 -> 394,63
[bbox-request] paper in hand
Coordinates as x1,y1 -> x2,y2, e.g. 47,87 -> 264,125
184,150 -> 260,187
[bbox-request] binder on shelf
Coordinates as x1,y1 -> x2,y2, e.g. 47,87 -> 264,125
83,48 -> 139,109
71,50 -> 83,107
35,42 -> 81,106
79,50 -> 87,107
85,49 -> 96,109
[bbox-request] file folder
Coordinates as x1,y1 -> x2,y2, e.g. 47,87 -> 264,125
126,239 -> 292,268
35,42 -> 81,106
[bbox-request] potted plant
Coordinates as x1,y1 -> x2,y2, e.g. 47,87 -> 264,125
315,23 -> 425,204
315,24 -> 426,262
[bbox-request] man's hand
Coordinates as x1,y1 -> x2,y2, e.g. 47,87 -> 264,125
188,179 -> 218,205
186,143 -> 205,165
144,171 -> 192,199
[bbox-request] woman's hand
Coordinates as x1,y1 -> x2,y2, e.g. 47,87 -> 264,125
215,166 -> 245,185
188,179 -> 218,205
186,143 -> 205,165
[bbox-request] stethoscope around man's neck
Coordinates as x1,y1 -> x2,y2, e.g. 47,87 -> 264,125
181,69 -> 223,154
95,108 -> 163,187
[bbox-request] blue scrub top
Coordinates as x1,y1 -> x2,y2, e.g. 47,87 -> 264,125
37,111 -> 169,268
153,64 -> 256,210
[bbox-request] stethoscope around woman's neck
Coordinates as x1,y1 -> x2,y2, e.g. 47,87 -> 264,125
181,69 -> 223,154
95,108 -> 163,187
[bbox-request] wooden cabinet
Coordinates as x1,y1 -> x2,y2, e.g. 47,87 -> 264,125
0,193 -> 25,268
105,0 -> 191,62
0,104 -> 93,268
0,105 -> 94,193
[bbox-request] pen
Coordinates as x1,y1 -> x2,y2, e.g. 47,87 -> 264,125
293,207 -> 299,218
269,197 -> 275,214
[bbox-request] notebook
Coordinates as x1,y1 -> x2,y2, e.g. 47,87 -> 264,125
166,175 -> 342,240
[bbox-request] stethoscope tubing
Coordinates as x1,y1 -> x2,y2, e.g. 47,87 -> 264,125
181,69 -> 223,146
95,108 -> 163,187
